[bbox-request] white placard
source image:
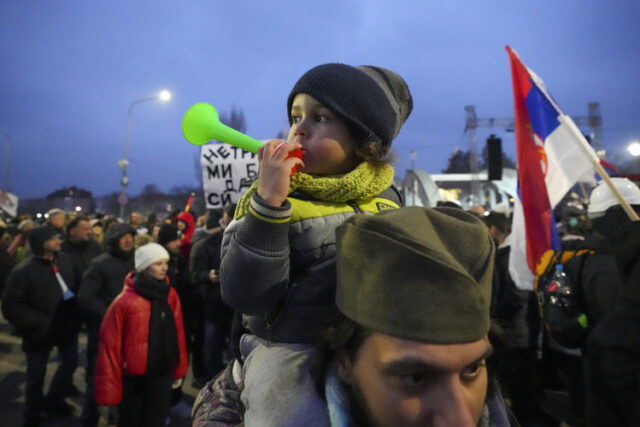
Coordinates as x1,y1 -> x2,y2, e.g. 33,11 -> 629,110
200,143 -> 258,208
0,191 -> 18,217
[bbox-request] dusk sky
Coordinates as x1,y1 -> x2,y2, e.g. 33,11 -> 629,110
2,1 -> 639,200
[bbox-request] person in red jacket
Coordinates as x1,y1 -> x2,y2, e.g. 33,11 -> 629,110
176,211 -> 194,259
94,242 -> 188,427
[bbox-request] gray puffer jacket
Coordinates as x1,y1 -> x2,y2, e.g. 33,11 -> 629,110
220,188 -> 401,344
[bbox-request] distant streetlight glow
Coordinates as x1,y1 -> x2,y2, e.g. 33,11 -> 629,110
75,206 -> 82,212
628,141 -> 640,157
159,90 -> 172,101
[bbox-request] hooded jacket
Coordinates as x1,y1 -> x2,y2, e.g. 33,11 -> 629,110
220,187 -> 402,344
94,273 -> 188,405
176,212 -> 195,259
78,223 -> 135,321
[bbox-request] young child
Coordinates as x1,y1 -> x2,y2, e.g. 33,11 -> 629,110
94,243 -> 188,427
220,63 -> 413,425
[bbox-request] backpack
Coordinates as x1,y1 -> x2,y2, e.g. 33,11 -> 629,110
534,248 -> 593,348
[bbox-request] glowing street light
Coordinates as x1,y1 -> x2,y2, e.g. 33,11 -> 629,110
119,89 -> 172,219
159,90 -> 172,101
628,141 -> 640,157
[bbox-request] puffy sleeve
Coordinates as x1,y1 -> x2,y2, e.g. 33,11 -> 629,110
94,298 -> 125,405
220,192 -> 292,315
170,288 -> 189,380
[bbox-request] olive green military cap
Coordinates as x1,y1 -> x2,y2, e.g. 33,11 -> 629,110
335,206 -> 494,344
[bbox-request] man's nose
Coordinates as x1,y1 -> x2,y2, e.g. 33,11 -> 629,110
427,380 -> 476,427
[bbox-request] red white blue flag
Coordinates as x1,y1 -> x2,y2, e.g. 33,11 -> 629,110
506,46 -> 598,289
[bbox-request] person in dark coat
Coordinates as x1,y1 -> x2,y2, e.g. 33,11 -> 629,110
77,223 -> 135,427
0,218 -> 14,297
190,203 -> 235,382
2,226 -> 81,426
484,212 -> 558,426
61,216 -> 102,279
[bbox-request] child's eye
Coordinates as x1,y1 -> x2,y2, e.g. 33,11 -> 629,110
291,115 -> 302,124
315,114 -> 328,122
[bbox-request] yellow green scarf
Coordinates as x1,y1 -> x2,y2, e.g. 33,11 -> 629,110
235,162 -> 394,219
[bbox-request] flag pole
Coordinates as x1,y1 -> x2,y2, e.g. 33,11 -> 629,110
558,115 -> 639,221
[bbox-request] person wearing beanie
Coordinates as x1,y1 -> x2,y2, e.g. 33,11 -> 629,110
95,243 -> 188,427
77,223 -> 136,427
307,207 -> 511,426
218,63 -> 412,426
2,226 -> 81,425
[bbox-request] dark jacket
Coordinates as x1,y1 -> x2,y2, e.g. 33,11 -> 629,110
2,253 -> 80,351
61,237 -> 103,278
578,233 -> 624,328
190,229 -> 233,323
221,187 -> 402,344
491,244 -> 532,348
190,229 -> 223,301
78,223 -> 135,323
0,243 -> 14,297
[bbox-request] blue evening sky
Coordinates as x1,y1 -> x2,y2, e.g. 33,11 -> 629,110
1,1 -> 639,199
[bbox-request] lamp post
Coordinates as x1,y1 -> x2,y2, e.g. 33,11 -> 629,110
118,90 -> 171,219
0,130 -> 11,191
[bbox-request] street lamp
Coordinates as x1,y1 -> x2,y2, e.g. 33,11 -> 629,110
628,141 -> 640,174
119,89 -> 172,219
0,130 -> 12,191
627,141 -> 640,157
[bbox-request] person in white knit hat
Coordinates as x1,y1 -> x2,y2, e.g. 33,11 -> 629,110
94,243 -> 189,427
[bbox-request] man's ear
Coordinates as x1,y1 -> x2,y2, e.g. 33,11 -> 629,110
336,349 -> 354,385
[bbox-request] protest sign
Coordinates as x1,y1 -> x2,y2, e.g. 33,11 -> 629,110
200,143 -> 258,208
0,191 -> 18,217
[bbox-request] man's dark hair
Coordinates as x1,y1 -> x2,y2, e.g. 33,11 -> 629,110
311,309 -> 372,398
66,215 -> 90,236
483,212 -> 510,235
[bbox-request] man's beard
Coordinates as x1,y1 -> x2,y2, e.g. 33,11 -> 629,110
346,380 -> 380,427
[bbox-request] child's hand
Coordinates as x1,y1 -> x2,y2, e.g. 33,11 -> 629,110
257,140 -> 304,207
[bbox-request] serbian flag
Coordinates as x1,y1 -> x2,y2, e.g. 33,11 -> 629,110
506,46 -> 598,290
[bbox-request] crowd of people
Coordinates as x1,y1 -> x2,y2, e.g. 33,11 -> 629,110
0,206 -> 238,426
1,61 -> 639,427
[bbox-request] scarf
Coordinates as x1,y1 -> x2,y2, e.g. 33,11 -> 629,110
235,162 -> 394,219
134,273 -> 180,376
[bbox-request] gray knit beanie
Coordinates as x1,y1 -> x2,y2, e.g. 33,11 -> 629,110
287,63 -> 413,148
